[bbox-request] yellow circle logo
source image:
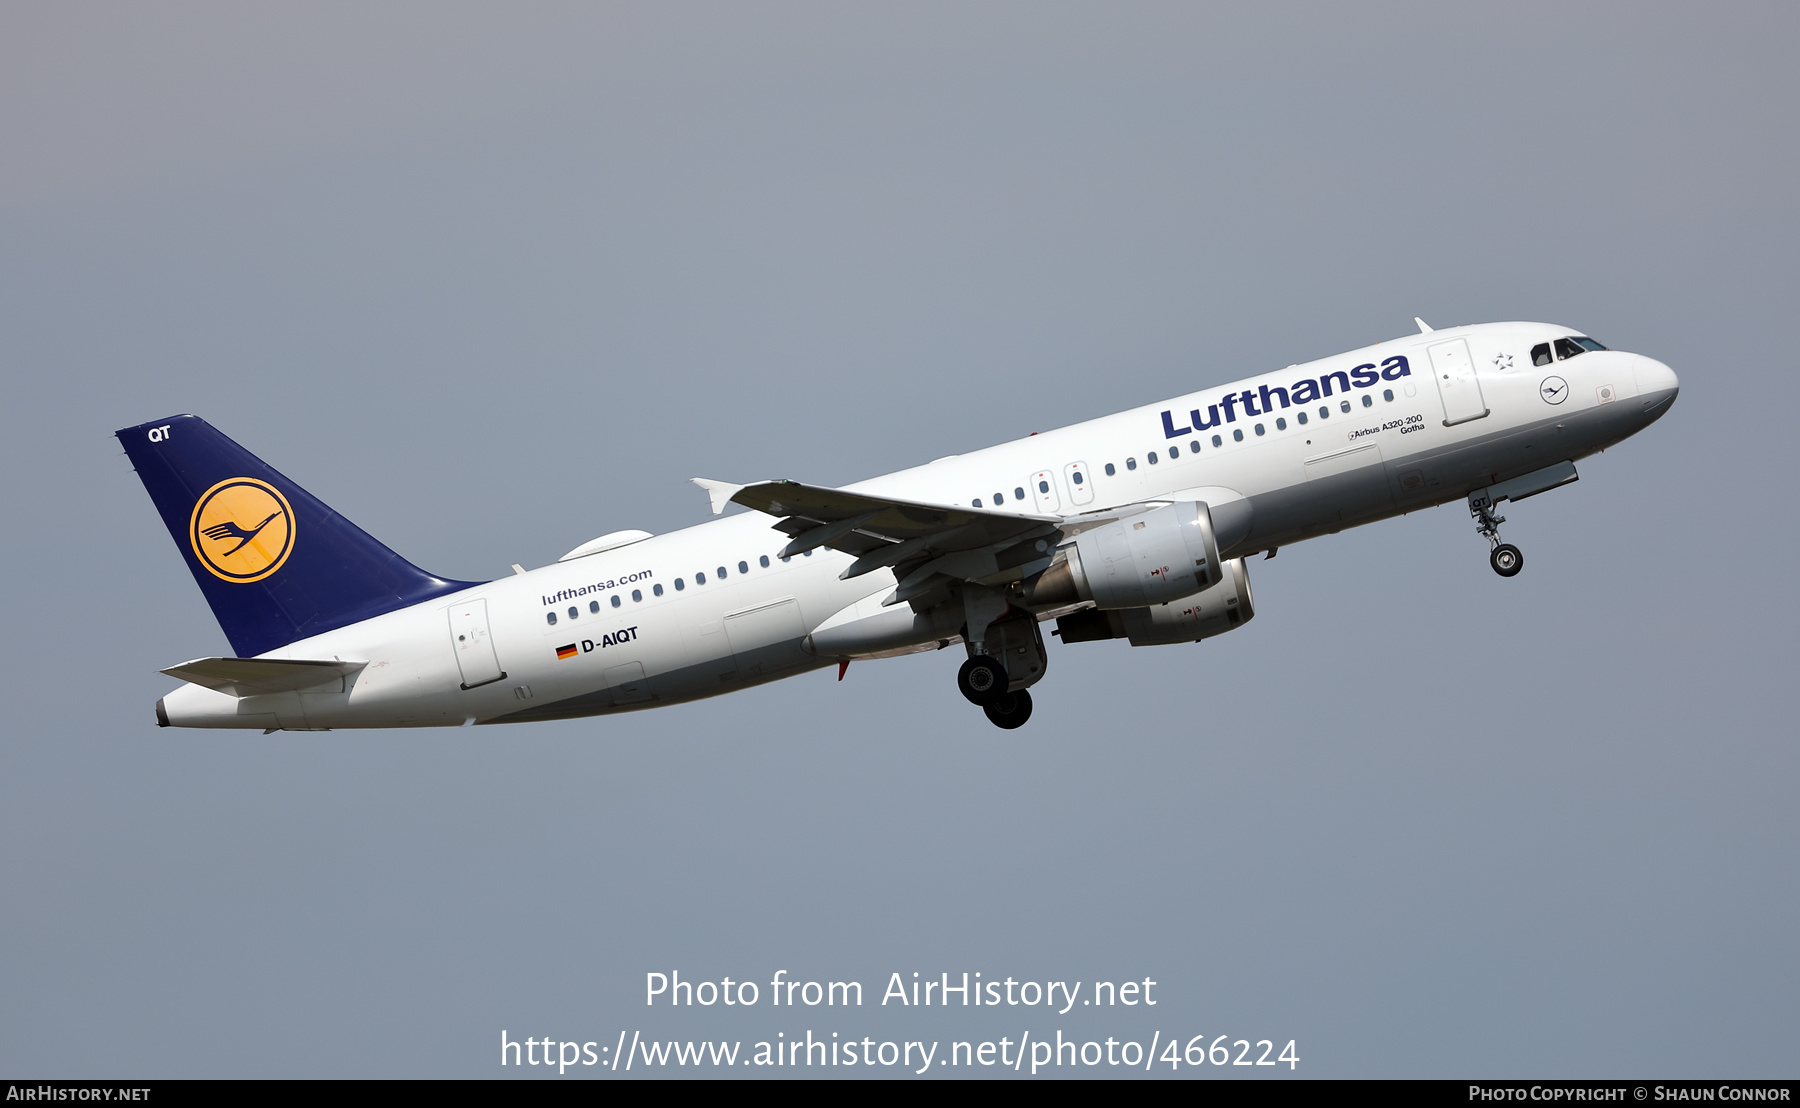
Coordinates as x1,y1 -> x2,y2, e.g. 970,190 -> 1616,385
189,478 -> 295,583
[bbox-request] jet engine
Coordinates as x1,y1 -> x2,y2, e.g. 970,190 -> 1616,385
1026,501 -> 1223,610
1054,557 -> 1255,647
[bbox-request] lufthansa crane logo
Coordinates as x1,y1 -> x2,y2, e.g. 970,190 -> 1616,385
188,478 -> 295,583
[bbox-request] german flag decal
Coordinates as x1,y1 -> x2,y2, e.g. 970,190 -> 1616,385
555,643 -> 578,660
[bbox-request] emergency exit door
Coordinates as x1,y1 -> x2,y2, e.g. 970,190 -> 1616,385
1428,338 -> 1490,426
448,598 -> 506,689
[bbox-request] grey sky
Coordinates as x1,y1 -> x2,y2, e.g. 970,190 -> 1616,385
1,2 -> 1795,1077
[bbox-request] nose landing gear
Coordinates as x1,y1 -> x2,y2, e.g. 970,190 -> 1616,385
1470,493 -> 1524,577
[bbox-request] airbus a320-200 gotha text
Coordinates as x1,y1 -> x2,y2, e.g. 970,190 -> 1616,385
121,320 -> 1676,731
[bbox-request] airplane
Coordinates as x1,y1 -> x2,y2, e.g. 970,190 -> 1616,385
119,319 -> 1677,731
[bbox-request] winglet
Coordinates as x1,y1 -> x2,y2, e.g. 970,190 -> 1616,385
1414,316 -> 1434,333
690,477 -> 747,515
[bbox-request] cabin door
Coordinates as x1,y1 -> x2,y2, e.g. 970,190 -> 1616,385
1428,339 -> 1490,426
448,598 -> 505,689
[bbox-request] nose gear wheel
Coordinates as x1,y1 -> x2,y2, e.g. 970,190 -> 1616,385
1490,543 -> 1523,577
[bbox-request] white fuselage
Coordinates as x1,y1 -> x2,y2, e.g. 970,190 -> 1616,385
158,321 -> 1678,730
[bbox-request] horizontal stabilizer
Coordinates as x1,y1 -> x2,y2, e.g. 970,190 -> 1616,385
161,656 -> 366,698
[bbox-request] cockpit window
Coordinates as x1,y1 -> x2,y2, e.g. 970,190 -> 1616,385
1553,336 -> 1607,360
1531,342 -> 1553,367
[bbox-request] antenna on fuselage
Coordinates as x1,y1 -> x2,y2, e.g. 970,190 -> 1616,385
1414,316 -> 1434,333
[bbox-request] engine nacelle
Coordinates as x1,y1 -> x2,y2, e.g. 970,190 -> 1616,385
1054,557 -> 1255,647
1027,501 -> 1222,611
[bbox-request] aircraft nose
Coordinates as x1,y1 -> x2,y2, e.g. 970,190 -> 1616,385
1634,355 -> 1679,418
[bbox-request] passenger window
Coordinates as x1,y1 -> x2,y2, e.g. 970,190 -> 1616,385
1531,343 -> 1553,367
611,596 -> 621,608
1232,429 -> 1244,442
674,579 -> 685,591
568,606 -> 578,620
1039,479 -> 1051,491
1015,487 -> 1025,499
632,589 -> 643,602
546,612 -> 557,625
1104,463 -> 1116,476
971,499 -> 981,508
1168,445 -> 1179,457
1362,394 -> 1373,407
1211,434 -> 1222,447
992,494 -> 1003,506
803,550 -> 812,557
717,566 -> 727,578
590,600 -> 601,613
759,555 -> 770,568
1147,452 -> 1159,465
1125,458 -> 1137,470
1383,388 -> 1394,402
1189,439 -> 1200,452
1275,417 -> 1286,430
1254,423 -> 1265,436
653,584 -> 664,596
738,560 -> 749,574
1340,400 -> 1351,413
1318,406 -> 1329,419
695,572 -> 706,584
1070,472 -> 1083,486
1297,411 -> 1308,425
1554,337 -> 1584,360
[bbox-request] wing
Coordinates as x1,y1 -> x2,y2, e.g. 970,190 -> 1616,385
693,478 -> 1079,609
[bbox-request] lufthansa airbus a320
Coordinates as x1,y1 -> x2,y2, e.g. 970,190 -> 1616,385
120,319 -> 1677,731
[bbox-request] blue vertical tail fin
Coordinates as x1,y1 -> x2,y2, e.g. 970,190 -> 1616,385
116,414 -> 481,657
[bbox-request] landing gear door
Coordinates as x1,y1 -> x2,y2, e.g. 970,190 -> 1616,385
1029,470 -> 1061,513
1064,461 -> 1094,506
1428,338 -> 1489,426
448,598 -> 505,689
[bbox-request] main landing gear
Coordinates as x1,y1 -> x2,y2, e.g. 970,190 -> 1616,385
956,586 -> 1047,729
957,655 -> 1007,704
1470,494 -> 1524,578
983,690 -> 1033,730
956,656 -> 1033,729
